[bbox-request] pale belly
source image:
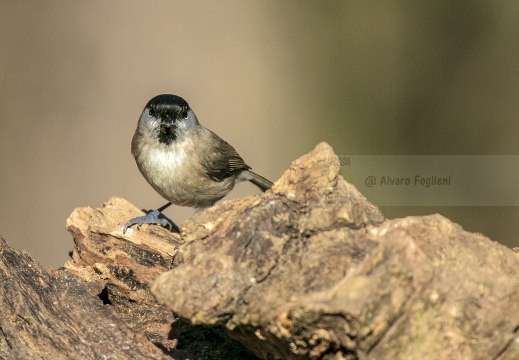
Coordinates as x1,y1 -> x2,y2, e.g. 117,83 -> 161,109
135,144 -> 235,207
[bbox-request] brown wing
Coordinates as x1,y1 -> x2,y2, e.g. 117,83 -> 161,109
199,129 -> 250,182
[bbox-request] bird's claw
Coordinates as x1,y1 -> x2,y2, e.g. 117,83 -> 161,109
123,210 -> 170,234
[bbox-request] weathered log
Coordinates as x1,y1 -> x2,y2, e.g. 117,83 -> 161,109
0,236 -> 168,360
1,142 -> 519,359
151,143 -> 519,359
64,197 -> 257,359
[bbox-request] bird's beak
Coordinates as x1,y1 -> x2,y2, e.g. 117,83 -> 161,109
162,116 -> 175,128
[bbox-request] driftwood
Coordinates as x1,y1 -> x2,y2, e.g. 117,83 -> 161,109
1,142 -> 519,359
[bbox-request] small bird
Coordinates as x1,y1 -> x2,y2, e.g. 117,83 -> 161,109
123,94 -> 273,233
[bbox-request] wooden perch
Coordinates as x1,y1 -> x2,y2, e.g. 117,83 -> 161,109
0,235 -> 168,359
1,142 -> 519,359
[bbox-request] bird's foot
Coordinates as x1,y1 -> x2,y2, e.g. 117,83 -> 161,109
123,210 -> 170,234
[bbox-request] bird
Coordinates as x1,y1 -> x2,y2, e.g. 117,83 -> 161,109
123,94 -> 272,233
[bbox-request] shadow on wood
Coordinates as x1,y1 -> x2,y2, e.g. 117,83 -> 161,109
1,142 -> 519,359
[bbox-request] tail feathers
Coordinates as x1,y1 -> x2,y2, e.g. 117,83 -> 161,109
242,170 -> 273,192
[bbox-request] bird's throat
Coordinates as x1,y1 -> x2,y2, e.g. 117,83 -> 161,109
157,125 -> 176,146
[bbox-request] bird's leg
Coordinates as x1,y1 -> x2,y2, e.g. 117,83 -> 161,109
123,202 -> 174,234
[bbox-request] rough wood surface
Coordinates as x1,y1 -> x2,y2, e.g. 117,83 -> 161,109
0,236 -> 168,360
151,143 -> 519,359
1,142 -> 519,359
64,197 -> 257,360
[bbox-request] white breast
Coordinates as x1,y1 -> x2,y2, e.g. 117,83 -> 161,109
136,141 -> 192,203
134,135 -> 236,207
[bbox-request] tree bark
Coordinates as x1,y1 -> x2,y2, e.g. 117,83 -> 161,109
0,235 -> 168,359
1,142 -> 519,359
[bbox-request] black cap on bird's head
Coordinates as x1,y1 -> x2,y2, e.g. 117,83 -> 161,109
145,94 -> 190,124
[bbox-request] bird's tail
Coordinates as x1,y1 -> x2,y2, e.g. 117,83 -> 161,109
241,170 -> 273,192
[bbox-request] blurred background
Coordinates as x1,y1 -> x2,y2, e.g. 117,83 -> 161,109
1,1 -> 518,268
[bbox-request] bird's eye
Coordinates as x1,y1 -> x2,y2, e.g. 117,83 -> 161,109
148,107 -> 155,117
182,109 -> 189,119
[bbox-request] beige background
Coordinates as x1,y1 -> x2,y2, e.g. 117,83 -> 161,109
1,1 -> 519,267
